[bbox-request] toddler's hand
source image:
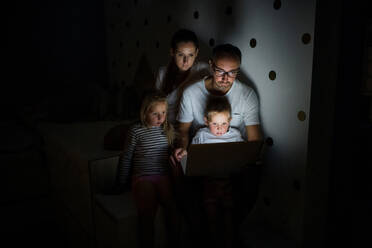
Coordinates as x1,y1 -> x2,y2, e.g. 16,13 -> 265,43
174,148 -> 187,162
169,148 -> 187,178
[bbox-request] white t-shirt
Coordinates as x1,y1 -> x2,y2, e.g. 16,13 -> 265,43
177,78 -> 260,140
155,61 -> 210,124
191,127 -> 244,144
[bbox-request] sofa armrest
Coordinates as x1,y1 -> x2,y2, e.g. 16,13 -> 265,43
89,155 -> 120,195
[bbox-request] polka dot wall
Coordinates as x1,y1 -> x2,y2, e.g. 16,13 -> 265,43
105,0 -> 316,245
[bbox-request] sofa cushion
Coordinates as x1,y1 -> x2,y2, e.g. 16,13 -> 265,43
103,123 -> 134,151
95,192 -> 137,220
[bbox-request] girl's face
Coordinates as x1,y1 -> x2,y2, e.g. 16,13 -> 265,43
171,41 -> 198,72
145,102 -> 167,127
204,111 -> 231,136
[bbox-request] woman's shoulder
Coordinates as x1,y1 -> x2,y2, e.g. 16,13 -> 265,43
155,66 -> 167,89
192,61 -> 210,73
157,66 -> 167,74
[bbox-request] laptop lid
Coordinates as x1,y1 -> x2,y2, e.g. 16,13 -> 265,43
181,140 -> 263,177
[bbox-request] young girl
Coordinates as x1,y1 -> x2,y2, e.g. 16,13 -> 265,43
115,90 -> 179,248
155,28 -> 210,125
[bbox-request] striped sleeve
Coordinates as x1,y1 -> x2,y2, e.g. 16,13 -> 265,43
116,125 -> 137,185
116,124 -> 170,183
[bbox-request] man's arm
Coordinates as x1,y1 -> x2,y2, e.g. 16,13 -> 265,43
245,124 -> 262,141
177,122 -> 192,149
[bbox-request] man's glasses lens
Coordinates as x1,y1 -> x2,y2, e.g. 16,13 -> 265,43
214,67 -> 239,77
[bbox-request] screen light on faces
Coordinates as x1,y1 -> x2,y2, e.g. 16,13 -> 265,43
204,112 -> 231,136
172,41 -> 198,72
146,102 -> 167,127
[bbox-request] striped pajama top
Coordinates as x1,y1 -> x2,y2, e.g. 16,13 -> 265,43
117,123 -> 170,185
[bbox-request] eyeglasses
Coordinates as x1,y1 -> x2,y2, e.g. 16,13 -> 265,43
212,64 -> 239,78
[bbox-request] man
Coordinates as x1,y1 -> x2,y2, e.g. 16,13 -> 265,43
173,43 -> 262,160
171,43 -> 263,247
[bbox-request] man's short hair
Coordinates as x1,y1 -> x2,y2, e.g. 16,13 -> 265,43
205,96 -> 232,120
211,43 -> 242,64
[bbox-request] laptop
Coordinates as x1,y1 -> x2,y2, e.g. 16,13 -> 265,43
180,140 -> 264,177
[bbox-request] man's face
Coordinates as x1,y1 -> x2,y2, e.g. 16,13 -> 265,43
204,111 -> 231,136
211,57 -> 240,94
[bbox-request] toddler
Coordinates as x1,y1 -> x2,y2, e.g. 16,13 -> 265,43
192,96 -> 243,248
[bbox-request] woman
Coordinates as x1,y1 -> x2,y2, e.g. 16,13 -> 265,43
155,28 -> 210,125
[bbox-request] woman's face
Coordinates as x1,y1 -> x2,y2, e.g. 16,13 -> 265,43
171,41 -> 198,72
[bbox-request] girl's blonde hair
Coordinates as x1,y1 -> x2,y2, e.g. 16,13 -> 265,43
139,90 -> 175,145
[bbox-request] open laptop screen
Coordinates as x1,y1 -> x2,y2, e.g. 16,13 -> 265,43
181,140 -> 263,177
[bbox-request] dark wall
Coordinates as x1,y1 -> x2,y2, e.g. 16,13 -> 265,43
325,1 -> 371,247
306,1 -> 371,247
5,0 -> 107,122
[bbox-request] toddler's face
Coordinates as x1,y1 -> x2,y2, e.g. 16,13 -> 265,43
146,102 -> 167,127
205,111 -> 231,136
